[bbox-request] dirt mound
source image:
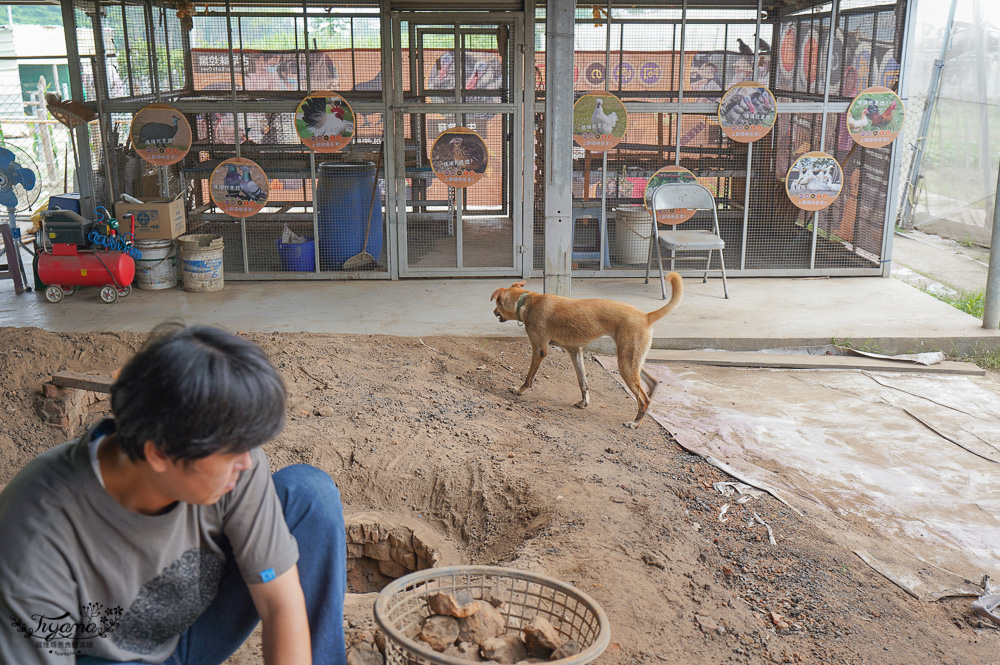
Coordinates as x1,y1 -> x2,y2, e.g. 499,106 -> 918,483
1,328 -> 996,664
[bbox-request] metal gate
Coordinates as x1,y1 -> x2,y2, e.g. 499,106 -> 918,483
385,11 -> 530,277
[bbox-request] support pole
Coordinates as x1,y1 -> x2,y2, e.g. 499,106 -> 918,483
543,0 -> 574,296
982,160 -> 1000,329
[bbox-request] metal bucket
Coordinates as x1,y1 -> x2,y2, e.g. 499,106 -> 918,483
133,239 -> 177,290
177,234 -> 224,293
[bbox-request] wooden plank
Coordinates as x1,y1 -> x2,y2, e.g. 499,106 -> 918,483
50,371 -> 116,393
644,350 -> 985,375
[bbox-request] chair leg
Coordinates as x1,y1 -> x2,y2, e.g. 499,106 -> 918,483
703,250 -> 711,284
655,233 -> 667,299
718,248 -> 729,299
644,223 -> 655,284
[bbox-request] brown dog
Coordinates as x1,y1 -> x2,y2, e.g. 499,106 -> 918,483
490,273 -> 683,428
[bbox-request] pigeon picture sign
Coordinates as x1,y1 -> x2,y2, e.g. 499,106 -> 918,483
644,166 -> 699,224
846,86 -> 904,149
785,152 -> 842,211
211,157 -> 269,218
130,103 -> 191,166
430,127 -> 489,188
295,92 -> 355,152
573,92 -> 627,151
718,82 -> 776,143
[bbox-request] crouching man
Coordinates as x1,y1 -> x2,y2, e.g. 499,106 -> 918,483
0,324 -> 346,665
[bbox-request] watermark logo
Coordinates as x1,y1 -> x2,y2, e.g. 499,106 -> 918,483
10,603 -> 122,657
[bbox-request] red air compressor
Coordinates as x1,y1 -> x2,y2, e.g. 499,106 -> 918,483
36,209 -> 135,304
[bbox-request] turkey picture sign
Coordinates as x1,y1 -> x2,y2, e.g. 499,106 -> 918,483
846,86 -> 904,149
644,166 -> 699,224
430,127 -> 489,188
573,92 -> 627,151
295,92 -> 355,152
210,157 -> 269,218
131,104 -> 191,166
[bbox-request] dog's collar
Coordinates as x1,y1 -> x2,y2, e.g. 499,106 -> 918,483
515,293 -> 529,322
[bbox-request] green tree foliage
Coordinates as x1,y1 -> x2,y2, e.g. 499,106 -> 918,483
9,5 -> 63,26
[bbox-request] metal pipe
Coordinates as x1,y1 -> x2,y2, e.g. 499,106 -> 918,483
810,0 -> 839,271
676,0 -> 686,167
543,0 -> 574,296
740,0 -> 763,272
600,0 -> 611,273
983,161 -> 1000,328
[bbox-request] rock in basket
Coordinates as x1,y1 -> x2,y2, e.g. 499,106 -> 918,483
374,565 -> 611,665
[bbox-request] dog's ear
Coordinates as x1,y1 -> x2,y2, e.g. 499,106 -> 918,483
490,287 -> 504,302
511,281 -> 526,289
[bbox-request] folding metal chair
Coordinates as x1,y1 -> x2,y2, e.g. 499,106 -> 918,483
645,182 -> 729,299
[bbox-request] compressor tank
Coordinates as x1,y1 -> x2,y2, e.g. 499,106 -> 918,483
38,250 -> 135,287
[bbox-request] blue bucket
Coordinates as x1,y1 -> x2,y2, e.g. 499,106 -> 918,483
316,161 -> 382,270
276,239 -> 316,272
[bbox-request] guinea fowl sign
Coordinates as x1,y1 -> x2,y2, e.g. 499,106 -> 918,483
430,127 -> 489,188
846,86 -> 903,149
718,82 -> 776,143
131,104 -> 191,166
210,157 -> 269,218
573,92 -> 627,151
295,92 -> 355,152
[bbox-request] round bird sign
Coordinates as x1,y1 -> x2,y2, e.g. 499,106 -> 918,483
131,103 -> 191,166
644,166 -> 699,224
718,82 -> 776,143
295,92 -> 355,152
430,127 -> 489,188
573,92 -> 627,151
211,157 -> 269,218
786,151 -> 842,211
846,86 -> 904,148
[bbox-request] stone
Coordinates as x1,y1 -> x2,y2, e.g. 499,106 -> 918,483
485,592 -> 506,609
418,615 -> 460,652
345,558 -> 357,573
549,640 -> 581,660
444,641 -> 483,662
694,614 -> 725,636
346,646 -> 384,665
428,590 -> 481,618
458,602 -> 506,645
522,616 -> 562,657
347,543 -> 365,558
642,552 -> 667,570
364,540 -> 393,561
377,559 -> 409,578
481,634 -> 527,664
388,525 -> 414,550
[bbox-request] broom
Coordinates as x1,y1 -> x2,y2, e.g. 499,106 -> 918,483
342,142 -> 384,271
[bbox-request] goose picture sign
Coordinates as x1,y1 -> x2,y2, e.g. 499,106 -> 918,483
718,82 -> 776,143
573,92 -> 627,151
786,152 -> 843,211
430,127 -> 489,188
131,104 -> 191,166
211,157 -> 269,218
295,92 -> 355,152
846,86 -> 904,148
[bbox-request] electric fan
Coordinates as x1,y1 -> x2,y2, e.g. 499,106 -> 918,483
0,145 -> 41,223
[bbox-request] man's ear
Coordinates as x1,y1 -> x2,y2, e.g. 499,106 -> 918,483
490,287 -> 504,302
144,441 -> 170,472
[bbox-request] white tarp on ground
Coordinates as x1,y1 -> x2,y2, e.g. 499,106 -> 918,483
600,359 -> 1000,601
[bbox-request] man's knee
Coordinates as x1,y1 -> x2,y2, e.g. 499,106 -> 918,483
272,465 -> 344,526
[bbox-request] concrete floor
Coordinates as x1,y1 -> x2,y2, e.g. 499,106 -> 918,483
3,267 -> 998,355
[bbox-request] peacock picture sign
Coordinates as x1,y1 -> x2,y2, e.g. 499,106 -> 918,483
295,92 -> 355,152
573,92 -> 627,151
210,157 -> 269,218
130,104 -> 191,166
846,86 -> 903,149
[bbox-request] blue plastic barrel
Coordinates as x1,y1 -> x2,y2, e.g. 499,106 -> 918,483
316,161 -> 382,270
276,238 -> 316,272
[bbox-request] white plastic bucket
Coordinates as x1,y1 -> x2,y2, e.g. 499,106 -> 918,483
133,239 -> 177,290
177,234 -> 224,293
614,206 -> 652,265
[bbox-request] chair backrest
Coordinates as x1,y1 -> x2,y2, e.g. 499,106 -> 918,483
650,182 -> 717,215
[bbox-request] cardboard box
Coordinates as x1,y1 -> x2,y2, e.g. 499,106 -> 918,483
115,196 -> 186,240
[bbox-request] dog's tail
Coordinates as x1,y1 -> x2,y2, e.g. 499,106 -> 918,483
646,272 -> 684,324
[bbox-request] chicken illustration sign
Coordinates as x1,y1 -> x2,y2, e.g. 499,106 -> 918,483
718,82 -> 777,143
644,166 -> 699,224
786,152 -> 843,211
430,127 -> 489,188
573,92 -> 627,151
130,104 -> 191,166
210,157 -> 269,218
846,86 -> 904,149
295,92 -> 355,152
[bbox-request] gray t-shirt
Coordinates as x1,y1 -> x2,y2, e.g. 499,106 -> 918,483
0,419 -> 299,664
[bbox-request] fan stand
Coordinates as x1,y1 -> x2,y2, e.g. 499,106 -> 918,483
0,208 -> 27,294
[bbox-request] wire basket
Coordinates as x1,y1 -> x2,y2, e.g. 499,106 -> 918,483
374,565 -> 610,665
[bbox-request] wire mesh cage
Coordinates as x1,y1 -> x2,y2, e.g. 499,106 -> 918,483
374,566 -> 610,665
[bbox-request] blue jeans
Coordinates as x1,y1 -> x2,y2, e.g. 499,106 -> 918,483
79,465 -> 346,665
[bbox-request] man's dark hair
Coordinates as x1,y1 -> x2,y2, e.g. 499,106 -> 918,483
111,323 -> 286,462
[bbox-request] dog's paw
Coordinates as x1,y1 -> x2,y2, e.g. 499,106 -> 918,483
509,386 -> 525,396
575,398 -> 589,409
623,421 -> 640,429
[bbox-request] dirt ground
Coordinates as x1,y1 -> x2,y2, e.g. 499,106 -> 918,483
1,326 -> 997,664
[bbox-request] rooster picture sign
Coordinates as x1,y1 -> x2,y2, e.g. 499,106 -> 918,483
210,157 -> 269,218
131,104 -> 191,166
430,127 -> 489,188
786,152 -> 843,211
718,82 -> 776,143
295,92 -> 355,152
846,86 -> 903,148
573,92 -> 627,151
